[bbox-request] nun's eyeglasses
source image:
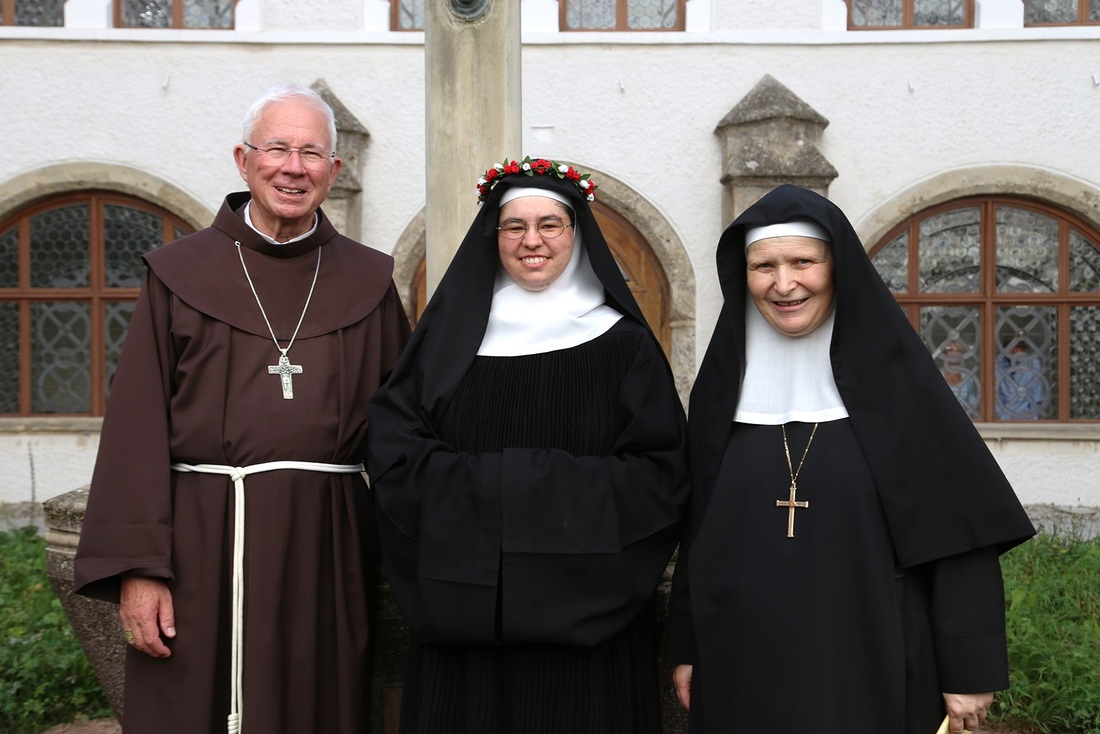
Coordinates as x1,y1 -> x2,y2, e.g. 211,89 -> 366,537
496,222 -> 573,240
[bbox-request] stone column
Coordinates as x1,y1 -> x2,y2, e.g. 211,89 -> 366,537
424,0 -> 522,296
714,74 -> 838,222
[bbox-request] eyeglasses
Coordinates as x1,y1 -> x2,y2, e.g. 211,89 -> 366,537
496,221 -> 573,240
243,142 -> 336,167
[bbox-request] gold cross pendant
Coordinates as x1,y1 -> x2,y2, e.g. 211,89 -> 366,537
775,482 -> 809,538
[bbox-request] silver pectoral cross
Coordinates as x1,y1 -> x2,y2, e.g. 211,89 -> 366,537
268,352 -> 303,399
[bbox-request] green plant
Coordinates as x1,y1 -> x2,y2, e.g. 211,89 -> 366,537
993,532 -> 1100,734
0,526 -> 112,734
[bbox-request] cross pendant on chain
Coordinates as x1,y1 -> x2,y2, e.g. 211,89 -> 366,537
775,481 -> 809,538
268,353 -> 303,399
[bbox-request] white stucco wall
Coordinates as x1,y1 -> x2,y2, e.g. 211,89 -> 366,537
0,427 -> 100,505
1,0 -> 1099,511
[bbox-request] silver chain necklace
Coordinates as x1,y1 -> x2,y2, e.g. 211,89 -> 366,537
234,241 -> 321,400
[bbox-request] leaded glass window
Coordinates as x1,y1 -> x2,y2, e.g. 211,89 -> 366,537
116,0 -> 235,29
393,0 -> 686,32
0,304 -> 17,414
922,306 -> 982,418
1024,0 -> 1100,24
918,207 -> 981,293
871,196 -> 1100,422
849,0 -> 972,28
562,0 -> 685,31
392,0 -> 424,30
0,228 -> 18,287
1,0 -> 63,26
0,193 -> 193,416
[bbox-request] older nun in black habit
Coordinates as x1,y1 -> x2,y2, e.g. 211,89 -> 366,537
367,158 -> 689,734
665,185 -> 1035,734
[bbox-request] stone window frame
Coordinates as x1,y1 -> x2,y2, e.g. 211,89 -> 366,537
0,191 -> 194,417
868,195 -> 1100,423
846,0 -> 974,29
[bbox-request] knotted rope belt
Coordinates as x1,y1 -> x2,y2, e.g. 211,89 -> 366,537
171,460 -> 364,734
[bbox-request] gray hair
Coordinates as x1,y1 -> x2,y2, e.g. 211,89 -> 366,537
241,82 -> 338,152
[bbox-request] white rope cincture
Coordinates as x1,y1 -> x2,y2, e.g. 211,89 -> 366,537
171,460 -> 364,734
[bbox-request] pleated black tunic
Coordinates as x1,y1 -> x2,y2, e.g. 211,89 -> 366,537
395,323 -> 668,734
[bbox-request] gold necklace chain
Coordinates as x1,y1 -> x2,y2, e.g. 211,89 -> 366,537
781,422 -> 819,487
776,422 -> 820,538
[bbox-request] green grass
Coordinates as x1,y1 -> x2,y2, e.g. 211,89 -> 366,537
993,532 -> 1100,734
0,526 -> 112,734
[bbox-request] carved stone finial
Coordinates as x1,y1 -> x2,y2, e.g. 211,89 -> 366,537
714,74 -> 838,220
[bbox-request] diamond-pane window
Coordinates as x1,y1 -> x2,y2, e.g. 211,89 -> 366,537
870,196 -> 1100,422
848,0 -> 972,28
116,0 -> 235,29
0,193 -> 194,416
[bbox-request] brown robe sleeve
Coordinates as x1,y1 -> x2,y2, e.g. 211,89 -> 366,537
75,270 -> 177,602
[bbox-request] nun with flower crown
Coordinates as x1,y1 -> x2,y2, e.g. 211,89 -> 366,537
366,157 -> 689,734
664,185 -> 1035,734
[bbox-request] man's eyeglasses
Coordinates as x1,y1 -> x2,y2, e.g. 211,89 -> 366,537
496,221 -> 573,240
243,142 -> 336,168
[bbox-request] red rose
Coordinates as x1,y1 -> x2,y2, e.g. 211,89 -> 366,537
485,169 -> 499,182
504,161 -> 520,174
565,167 -> 580,181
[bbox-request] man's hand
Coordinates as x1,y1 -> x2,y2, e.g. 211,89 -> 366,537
673,664 -> 693,710
120,576 -> 176,658
943,691 -> 993,733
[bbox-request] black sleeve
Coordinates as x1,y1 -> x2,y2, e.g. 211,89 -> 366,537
931,547 -> 1010,693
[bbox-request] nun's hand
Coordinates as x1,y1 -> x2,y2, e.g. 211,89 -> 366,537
942,691 -> 993,733
673,664 -> 692,710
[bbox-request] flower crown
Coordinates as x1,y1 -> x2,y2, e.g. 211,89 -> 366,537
476,156 -> 598,205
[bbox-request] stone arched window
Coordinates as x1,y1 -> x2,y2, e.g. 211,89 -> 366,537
408,200 -> 673,357
869,196 -> 1100,422
0,191 -> 194,416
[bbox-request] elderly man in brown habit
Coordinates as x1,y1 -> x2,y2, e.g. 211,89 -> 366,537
75,82 -> 410,734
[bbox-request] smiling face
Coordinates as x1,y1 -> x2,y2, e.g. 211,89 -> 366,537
746,235 -> 835,337
497,196 -> 575,291
233,99 -> 342,242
